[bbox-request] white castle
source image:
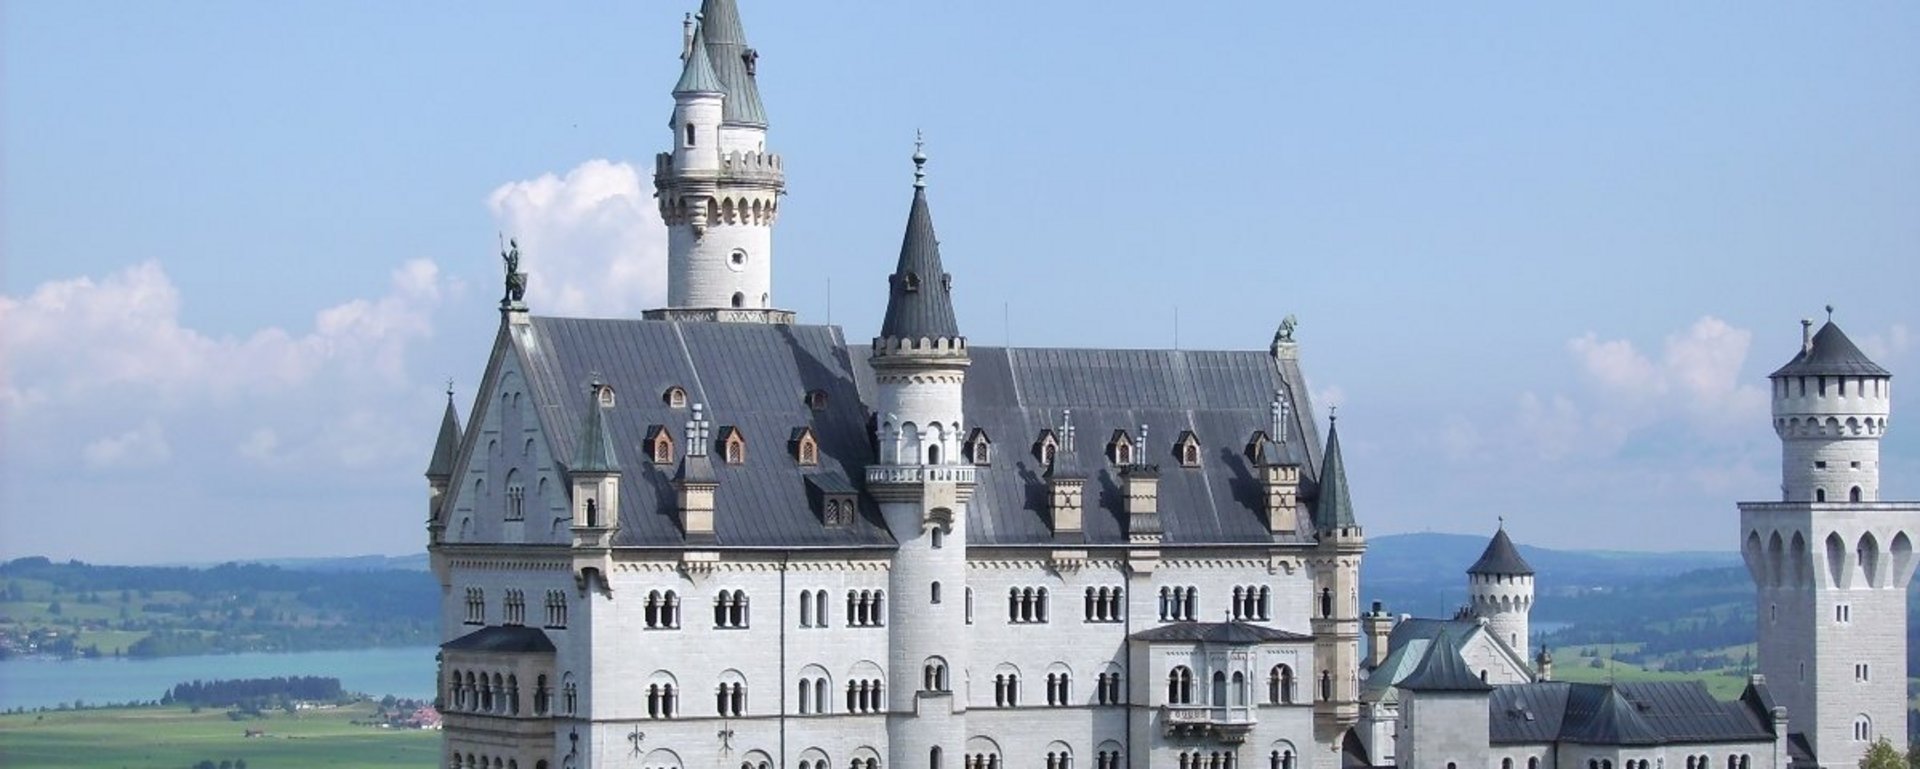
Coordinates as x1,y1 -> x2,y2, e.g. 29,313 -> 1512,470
423,4 -> 1913,768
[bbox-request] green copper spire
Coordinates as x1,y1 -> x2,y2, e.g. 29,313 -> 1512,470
674,25 -> 724,95
425,387 -> 462,479
1313,411 -> 1355,530
572,386 -> 621,474
696,0 -> 767,127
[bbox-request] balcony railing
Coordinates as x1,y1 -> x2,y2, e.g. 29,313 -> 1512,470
866,464 -> 977,486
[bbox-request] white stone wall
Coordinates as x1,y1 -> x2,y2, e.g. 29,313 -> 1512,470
872,375 -> 965,466
1397,692 -> 1487,769
446,351 -> 571,548
1772,374 -> 1890,503
1467,574 -> 1533,662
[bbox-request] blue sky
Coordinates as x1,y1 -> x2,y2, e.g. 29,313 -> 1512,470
4,1 -> 1916,563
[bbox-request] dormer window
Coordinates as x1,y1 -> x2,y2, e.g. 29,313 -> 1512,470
790,427 -> 820,466
903,272 -> 921,293
1245,430 -> 1272,463
648,426 -> 675,465
807,474 -> 858,527
1035,430 -> 1059,468
805,389 -> 829,411
595,384 -> 616,408
965,429 -> 992,466
823,496 -> 856,526
720,427 -> 746,465
1176,431 -> 1201,468
663,386 -> 688,409
1109,430 -> 1135,466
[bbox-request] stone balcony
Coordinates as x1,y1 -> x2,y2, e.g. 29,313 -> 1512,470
865,464 -> 977,486
1162,706 -> 1257,743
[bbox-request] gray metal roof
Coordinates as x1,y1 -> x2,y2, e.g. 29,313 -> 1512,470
877,184 -> 960,340
1769,320 -> 1889,378
1489,681 -> 1775,747
522,318 -> 893,548
512,318 -> 1328,550
1131,621 -> 1312,645
1311,419 -> 1355,530
426,395 -> 462,479
1468,527 -> 1534,576
696,0 -> 767,127
442,625 -> 556,653
673,25 -> 725,95
1398,630 -> 1493,692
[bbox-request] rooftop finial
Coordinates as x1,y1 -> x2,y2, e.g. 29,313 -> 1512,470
1826,304 -> 1835,322
688,403 -> 712,457
1329,405 -> 1338,425
1498,515 -> 1505,530
912,130 -> 927,189
1062,409 -> 1075,451
1272,390 -> 1289,447
446,378 -> 456,400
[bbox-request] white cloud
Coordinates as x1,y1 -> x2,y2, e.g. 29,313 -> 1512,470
82,421 -> 171,469
487,159 -> 667,317
1564,316 -> 1767,431
1857,323 -> 1912,364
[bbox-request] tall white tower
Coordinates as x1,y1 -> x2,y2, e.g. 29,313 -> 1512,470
1465,525 -> 1534,660
868,143 -> 972,769
649,0 -> 789,323
1740,313 -> 1918,768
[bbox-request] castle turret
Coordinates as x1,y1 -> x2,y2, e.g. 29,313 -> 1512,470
569,381 -> 620,591
868,142 -> 971,769
1770,313 -> 1892,503
650,0 -> 788,322
1466,524 -> 1535,660
425,387 -> 463,534
1741,311 -> 1918,768
1309,414 -> 1365,752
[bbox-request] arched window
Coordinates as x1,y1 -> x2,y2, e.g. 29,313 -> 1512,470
800,591 -> 813,627
1211,670 -> 1228,707
1318,670 -> 1332,701
1269,664 -> 1295,704
1816,487 -> 1827,502
732,292 -> 746,309
931,581 -> 942,604
1851,486 -> 1863,502
685,122 -> 696,146
931,748 -> 942,769
1168,666 -> 1194,704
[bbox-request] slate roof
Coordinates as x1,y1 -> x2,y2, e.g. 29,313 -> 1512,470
1131,621 -> 1312,645
426,395 -> 462,479
1769,321 -> 1889,378
1468,527 -> 1534,576
1489,681 -> 1776,746
442,625 -> 556,654
878,180 -> 960,340
696,0 -> 767,127
673,26 -> 724,95
490,317 -> 1329,550
1366,617 -> 1531,702
1312,419 -> 1355,530
1398,631 -> 1493,692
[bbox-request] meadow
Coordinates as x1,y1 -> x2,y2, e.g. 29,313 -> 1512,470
0,701 -> 438,769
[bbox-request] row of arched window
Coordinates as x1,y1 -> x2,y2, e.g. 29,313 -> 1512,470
1009,587 -> 1050,623
449,753 -> 546,769
465,587 -> 486,624
798,677 -> 831,714
644,590 -> 682,629
714,590 -> 750,628
1159,586 -> 1200,621
716,682 -> 745,717
992,674 -> 1021,707
1178,751 -> 1235,769
646,683 -> 677,718
1083,587 -> 1123,622
503,589 -> 525,626
445,669 -> 568,717
1230,585 -> 1272,621
846,679 -> 884,713
1044,673 -> 1072,706
848,590 -> 886,626
1167,665 -> 1299,706
460,587 -> 566,629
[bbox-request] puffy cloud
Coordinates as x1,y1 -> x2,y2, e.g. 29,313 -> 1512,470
82,421 -> 171,469
487,159 -> 667,317
1857,323 -> 1912,364
1564,316 -> 1768,432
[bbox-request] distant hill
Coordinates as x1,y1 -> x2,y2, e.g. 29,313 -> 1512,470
1361,532 -> 1741,621
249,553 -> 430,573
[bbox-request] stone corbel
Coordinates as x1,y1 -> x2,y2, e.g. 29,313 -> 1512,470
679,550 -> 721,581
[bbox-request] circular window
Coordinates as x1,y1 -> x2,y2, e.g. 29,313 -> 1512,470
728,249 -> 748,272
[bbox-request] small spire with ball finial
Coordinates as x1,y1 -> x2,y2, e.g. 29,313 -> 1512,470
912,130 -> 927,189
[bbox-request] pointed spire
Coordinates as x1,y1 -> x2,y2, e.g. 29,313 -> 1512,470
674,24 -> 724,95
879,138 -> 961,340
696,0 -> 767,126
1313,412 -> 1355,530
425,387 -> 462,479
572,383 -> 621,473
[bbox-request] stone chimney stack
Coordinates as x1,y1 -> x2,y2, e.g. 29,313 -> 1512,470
1124,464 -> 1162,543
1363,601 -> 1395,669
675,403 -> 718,542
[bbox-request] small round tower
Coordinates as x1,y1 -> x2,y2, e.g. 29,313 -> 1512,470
1466,525 -> 1535,661
1770,312 -> 1892,503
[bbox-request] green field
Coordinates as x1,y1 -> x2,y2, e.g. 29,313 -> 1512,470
0,702 -> 439,769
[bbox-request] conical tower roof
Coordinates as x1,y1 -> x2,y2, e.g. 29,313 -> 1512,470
1770,320 -> 1889,378
878,143 -> 960,340
696,0 -> 767,126
1468,526 -> 1534,576
425,393 -> 462,479
674,25 -> 724,95
1312,416 -> 1355,530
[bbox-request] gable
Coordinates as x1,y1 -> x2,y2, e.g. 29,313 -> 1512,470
441,327 -> 572,547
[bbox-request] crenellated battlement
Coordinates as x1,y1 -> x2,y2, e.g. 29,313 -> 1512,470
655,150 -> 786,185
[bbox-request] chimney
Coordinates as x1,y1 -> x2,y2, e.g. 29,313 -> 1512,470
1363,601 -> 1394,668
1046,410 -> 1086,540
681,13 -> 696,61
1124,464 -> 1162,543
1534,645 -> 1554,682
1802,318 -> 1814,354
675,403 -> 718,542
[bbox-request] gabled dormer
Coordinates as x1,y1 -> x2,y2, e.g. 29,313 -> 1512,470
789,426 -> 819,466
964,428 -> 992,466
1108,429 -> 1136,466
646,425 -> 675,465
1175,430 -> 1201,468
718,426 -> 746,465
1035,429 -> 1059,468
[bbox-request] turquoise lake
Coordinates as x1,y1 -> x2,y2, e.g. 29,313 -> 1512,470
0,646 -> 439,711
